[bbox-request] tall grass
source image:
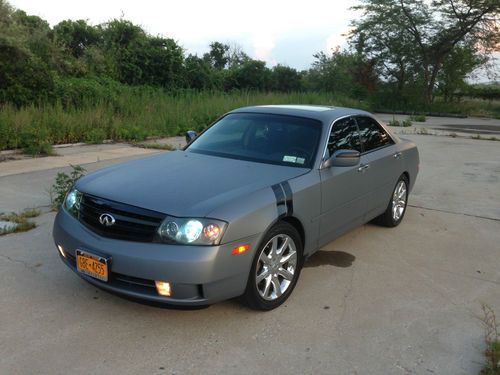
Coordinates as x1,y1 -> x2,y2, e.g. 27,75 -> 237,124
0,89 -> 370,151
1,88 -> 499,151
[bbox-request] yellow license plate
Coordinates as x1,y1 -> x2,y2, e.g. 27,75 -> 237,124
76,250 -> 109,282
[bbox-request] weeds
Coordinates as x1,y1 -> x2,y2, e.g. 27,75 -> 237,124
0,90 -> 371,151
21,208 -> 42,218
480,304 -> 500,375
388,118 -> 413,127
409,114 -> 427,122
49,165 -> 86,210
0,208 -> 41,235
23,142 -> 56,157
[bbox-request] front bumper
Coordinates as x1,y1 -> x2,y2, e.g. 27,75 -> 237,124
53,209 -> 262,306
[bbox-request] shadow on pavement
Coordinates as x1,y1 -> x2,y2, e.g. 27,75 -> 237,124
304,250 -> 355,268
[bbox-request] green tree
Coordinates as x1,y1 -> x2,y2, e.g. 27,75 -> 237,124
184,54 -> 219,89
0,0 -> 54,105
437,44 -> 486,101
270,65 -> 303,92
203,42 -> 230,70
350,0 -> 500,104
307,48 -> 376,97
100,19 -> 184,87
225,59 -> 270,90
53,19 -> 100,58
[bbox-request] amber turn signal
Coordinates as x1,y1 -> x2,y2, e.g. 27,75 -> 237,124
232,244 -> 250,255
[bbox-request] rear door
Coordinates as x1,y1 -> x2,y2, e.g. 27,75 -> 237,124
354,116 -> 403,219
319,116 -> 372,245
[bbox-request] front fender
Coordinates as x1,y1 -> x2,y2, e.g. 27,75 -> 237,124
208,186 -> 279,244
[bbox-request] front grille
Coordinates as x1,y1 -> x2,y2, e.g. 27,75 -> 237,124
78,194 -> 166,242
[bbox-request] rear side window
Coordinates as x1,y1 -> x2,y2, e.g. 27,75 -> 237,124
327,116 -> 361,156
355,116 -> 393,152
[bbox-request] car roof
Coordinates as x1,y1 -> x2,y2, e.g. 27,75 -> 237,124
229,104 -> 373,125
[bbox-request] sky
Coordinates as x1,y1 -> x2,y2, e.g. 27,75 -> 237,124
9,0 -> 359,70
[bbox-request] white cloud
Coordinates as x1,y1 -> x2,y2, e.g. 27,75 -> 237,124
325,33 -> 346,53
252,34 -> 276,63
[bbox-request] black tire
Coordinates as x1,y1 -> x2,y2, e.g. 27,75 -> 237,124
242,221 -> 303,311
373,174 -> 409,227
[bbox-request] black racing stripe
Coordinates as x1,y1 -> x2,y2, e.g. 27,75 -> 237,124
271,183 -> 287,217
281,181 -> 294,215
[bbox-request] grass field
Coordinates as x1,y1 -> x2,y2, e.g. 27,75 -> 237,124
0,90 -> 370,153
1,89 -> 499,153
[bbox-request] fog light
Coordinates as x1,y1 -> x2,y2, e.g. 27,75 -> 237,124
57,245 -> 66,258
155,281 -> 172,297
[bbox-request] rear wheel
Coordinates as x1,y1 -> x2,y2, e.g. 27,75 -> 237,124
374,174 -> 409,227
242,222 -> 303,310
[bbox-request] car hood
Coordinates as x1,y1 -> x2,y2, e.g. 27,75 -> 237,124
76,150 -> 308,217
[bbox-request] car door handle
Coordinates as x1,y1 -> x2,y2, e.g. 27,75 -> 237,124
357,164 -> 370,172
393,152 -> 402,159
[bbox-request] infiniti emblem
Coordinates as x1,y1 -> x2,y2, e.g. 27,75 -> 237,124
99,213 -> 116,227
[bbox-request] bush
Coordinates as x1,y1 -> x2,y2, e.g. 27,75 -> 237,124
401,119 -> 413,127
53,76 -> 124,108
481,304 -> 500,375
22,141 -> 54,156
409,114 -> 426,122
50,165 -> 86,210
0,208 -> 40,235
388,118 -> 412,127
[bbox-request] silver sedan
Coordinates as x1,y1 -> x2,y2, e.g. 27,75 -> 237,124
53,105 -> 419,310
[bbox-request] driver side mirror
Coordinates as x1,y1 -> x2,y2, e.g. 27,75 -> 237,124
185,130 -> 198,144
321,149 -> 360,169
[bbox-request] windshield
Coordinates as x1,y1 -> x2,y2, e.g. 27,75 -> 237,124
186,113 -> 322,168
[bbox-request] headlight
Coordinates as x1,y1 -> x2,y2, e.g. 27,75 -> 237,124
158,216 -> 227,245
64,188 -> 82,216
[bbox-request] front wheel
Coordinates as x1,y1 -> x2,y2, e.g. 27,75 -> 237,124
242,222 -> 303,310
374,174 -> 409,227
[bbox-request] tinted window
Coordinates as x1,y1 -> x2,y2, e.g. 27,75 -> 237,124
327,117 -> 361,156
187,113 -> 322,168
356,116 -> 393,152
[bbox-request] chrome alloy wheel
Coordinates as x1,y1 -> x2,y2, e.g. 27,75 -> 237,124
392,180 -> 407,221
255,234 -> 298,301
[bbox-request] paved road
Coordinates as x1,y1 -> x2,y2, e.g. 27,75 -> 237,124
1,134 -> 499,374
377,113 -> 500,135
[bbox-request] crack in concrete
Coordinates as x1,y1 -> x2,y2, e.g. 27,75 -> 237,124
439,269 -> 500,287
0,253 -> 36,271
336,264 -> 355,331
408,204 -> 500,222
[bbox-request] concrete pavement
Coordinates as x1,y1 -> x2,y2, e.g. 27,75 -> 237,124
0,144 -> 162,213
377,113 -> 500,137
0,131 -> 499,374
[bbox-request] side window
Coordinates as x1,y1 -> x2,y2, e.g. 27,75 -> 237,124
356,116 -> 394,152
327,117 -> 361,156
